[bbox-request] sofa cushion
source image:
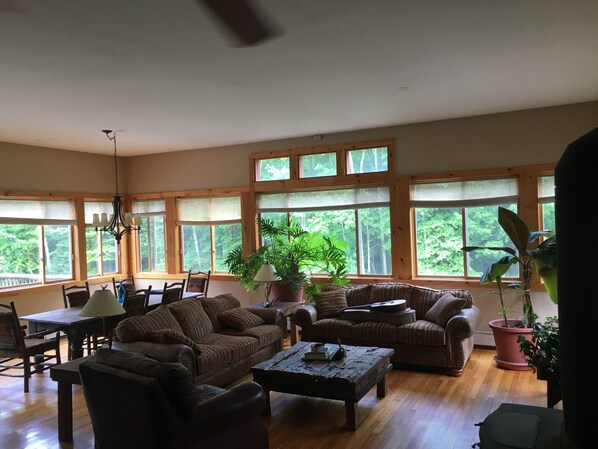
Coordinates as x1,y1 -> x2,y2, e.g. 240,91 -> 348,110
194,344 -> 233,373
424,293 -> 468,327
202,294 -> 242,332
218,307 -> 265,331
309,318 -> 355,341
168,298 -> 214,340
195,333 -> 259,360
314,289 -> 348,319
350,322 -> 400,343
114,306 -> 183,342
145,329 -> 202,355
220,324 -> 282,348
395,320 -> 446,346
369,283 -> 413,305
91,348 -> 197,419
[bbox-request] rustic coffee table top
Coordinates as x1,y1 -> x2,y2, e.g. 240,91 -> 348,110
251,341 -> 393,402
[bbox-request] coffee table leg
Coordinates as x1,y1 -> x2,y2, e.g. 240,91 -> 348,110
376,374 -> 387,398
262,389 -> 271,416
57,381 -> 73,442
290,316 -> 299,345
345,401 -> 357,430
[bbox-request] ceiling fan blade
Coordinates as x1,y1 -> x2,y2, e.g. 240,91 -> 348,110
198,0 -> 282,46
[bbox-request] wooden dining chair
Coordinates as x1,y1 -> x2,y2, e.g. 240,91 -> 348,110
112,276 -> 136,297
0,301 -> 62,393
160,280 -> 186,306
123,286 -> 152,318
186,270 -> 211,297
62,282 -> 91,308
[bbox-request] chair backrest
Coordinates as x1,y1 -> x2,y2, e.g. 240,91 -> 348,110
112,276 -> 136,296
186,270 -> 210,296
123,286 -> 151,318
62,282 -> 91,308
0,302 -> 25,351
161,281 -> 185,306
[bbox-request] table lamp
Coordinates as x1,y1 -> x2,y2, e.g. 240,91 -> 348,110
80,285 -> 126,339
253,264 -> 281,307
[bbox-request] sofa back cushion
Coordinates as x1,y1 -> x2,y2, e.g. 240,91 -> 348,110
369,283 -> 413,304
323,284 -> 372,307
218,307 -> 265,331
313,289 -> 348,319
202,294 -> 242,332
115,306 -> 183,343
168,298 -> 213,340
410,286 -> 473,319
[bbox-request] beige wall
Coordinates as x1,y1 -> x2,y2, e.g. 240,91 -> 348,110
1,101 -> 596,341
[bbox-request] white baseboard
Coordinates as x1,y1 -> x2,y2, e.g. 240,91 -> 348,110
474,330 -> 495,347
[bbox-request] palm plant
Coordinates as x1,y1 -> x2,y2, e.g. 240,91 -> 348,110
462,207 -> 557,327
225,217 -> 349,299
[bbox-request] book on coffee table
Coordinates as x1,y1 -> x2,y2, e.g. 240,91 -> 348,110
303,343 -> 338,361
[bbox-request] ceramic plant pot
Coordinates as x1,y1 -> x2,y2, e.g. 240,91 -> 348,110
489,318 -> 533,370
270,281 -> 304,303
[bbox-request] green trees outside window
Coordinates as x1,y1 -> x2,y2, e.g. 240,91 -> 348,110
256,157 -> 290,181
138,215 -> 166,272
300,153 -> 337,178
181,224 -> 242,273
346,147 -> 388,174
85,228 -> 118,277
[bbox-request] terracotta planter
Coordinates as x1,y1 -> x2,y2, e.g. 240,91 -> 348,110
489,319 -> 533,371
270,281 -> 304,303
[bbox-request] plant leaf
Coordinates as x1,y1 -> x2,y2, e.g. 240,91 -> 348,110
498,207 -> 530,255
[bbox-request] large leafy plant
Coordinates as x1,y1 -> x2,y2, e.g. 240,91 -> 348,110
224,218 -> 349,299
518,315 -> 559,375
462,207 -> 557,328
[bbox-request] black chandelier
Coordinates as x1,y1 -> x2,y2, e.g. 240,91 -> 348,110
92,130 -> 140,244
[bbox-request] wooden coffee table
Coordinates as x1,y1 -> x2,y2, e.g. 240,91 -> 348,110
251,341 -> 394,430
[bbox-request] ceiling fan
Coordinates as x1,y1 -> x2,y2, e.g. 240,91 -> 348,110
0,0 -> 283,47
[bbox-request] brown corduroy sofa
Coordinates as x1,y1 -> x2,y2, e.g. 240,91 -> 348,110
112,294 -> 284,387
293,283 -> 481,376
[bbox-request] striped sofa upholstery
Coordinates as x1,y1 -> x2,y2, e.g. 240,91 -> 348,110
295,283 -> 481,376
113,294 -> 285,387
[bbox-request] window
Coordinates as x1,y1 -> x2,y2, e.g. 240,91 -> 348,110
257,187 -> 391,275
300,152 -> 337,178
539,175 -> 555,231
177,196 -> 242,272
133,200 -> 166,272
255,157 -> 290,181
84,201 -> 119,276
346,147 -> 388,174
0,199 -> 74,288
411,178 -> 519,278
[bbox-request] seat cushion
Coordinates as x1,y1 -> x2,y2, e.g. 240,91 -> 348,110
218,308 -> 265,331
350,322 -> 400,343
114,306 -> 183,342
395,320 -> 446,346
308,318 -> 355,341
423,293 -> 468,327
195,333 -> 259,360
194,344 -> 234,373
314,289 -> 348,319
168,298 -> 214,340
220,324 -> 282,348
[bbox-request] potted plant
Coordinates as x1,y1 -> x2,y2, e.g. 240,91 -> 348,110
518,315 -> 559,377
225,217 -> 349,301
462,207 -> 557,369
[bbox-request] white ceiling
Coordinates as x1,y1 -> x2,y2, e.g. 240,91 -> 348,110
1,0 -> 597,156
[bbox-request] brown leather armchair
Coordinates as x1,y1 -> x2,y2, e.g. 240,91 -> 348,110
80,348 -> 269,449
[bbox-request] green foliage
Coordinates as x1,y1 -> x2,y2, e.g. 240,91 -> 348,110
518,315 -> 559,375
462,207 -> 557,328
224,217 -> 350,300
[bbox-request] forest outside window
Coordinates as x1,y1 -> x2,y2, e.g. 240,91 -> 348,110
299,152 -> 337,178
539,175 -> 555,231
133,199 -> 166,273
177,196 -> 242,273
84,201 -> 119,277
346,147 -> 388,174
257,187 -> 391,275
411,178 -> 519,278
0,199 -> 75,288
255,157 -> 290,181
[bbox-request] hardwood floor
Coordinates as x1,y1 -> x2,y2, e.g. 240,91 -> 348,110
0,340 -> 560,449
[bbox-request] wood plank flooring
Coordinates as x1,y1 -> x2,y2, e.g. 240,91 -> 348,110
0,339 -> 560,449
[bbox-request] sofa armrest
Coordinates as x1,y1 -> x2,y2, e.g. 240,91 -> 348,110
185,381 -> 266,437
111,340 -> 197,379
444,305 -> 481,339
293,305 -> 318,329
247,307 -> 284,328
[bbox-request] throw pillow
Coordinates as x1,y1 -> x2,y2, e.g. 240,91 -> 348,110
314,288 -> 348,319
145,329 -> 202,355
218,307 -> 265,331
423,293 -> 467,327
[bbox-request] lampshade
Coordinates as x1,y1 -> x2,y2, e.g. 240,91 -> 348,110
253,264 -> 281,282
80,288 -> 126,318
